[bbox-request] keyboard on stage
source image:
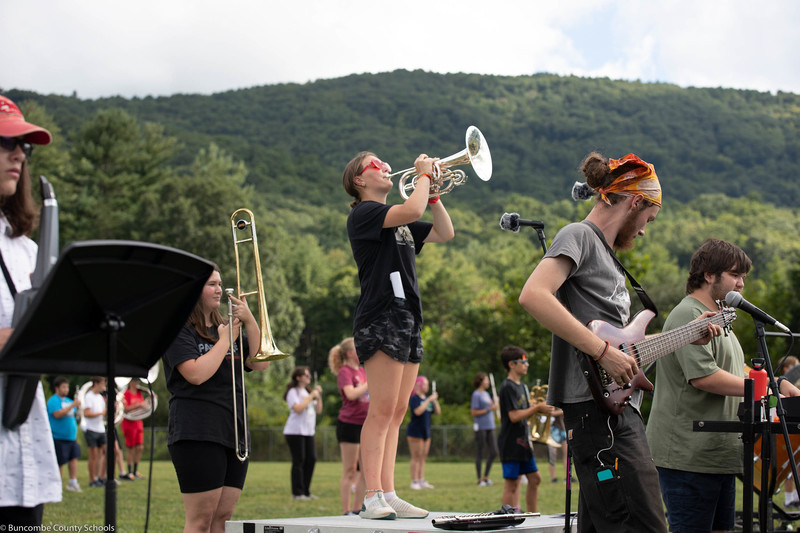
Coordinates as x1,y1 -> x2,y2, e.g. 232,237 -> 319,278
431,511 -> 540,530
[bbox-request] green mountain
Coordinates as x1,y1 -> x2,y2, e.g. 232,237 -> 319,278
7,69 -> 800,208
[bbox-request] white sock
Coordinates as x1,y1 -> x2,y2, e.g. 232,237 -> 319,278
786,490 -> 798,504
69,478 -> 79,486
365,493 -> 378,504
384,491 -> 396,502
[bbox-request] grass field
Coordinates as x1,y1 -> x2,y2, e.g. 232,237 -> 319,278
41,460 -> 799,532
42,459 -> 579,532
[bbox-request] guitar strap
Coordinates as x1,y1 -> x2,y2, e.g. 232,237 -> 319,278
583,221 -> 658,317
560,222 -> 659,402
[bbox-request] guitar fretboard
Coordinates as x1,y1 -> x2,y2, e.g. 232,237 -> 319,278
626,309 -> 735,367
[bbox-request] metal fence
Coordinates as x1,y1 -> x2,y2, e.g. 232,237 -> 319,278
124,425 -> 502,462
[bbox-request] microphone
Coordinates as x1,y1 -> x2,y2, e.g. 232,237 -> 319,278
499,212 -> 545,232
725,291 -> 791,334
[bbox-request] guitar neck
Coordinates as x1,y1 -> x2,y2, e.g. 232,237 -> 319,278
631,312 -> 729,368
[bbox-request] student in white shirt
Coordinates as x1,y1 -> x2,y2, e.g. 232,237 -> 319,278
282,366 -> 322,500
0,94 -> 61,526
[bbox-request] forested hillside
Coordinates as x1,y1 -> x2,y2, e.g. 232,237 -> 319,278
8,69 -> 800,208
4,71 -> 799,425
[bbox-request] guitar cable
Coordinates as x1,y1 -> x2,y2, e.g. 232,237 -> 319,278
595,415 -> 615,467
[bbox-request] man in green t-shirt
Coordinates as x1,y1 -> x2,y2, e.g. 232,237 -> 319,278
646,238 -> 799,532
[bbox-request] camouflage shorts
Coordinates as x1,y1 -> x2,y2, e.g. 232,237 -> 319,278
354,298 -> 423,365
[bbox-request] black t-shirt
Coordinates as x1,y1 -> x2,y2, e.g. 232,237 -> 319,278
162,324 -> 250,448
498,378 -> 533,463
347,201 -> 432,331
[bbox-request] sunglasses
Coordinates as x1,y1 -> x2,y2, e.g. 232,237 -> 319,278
511,359 -> 529,365
0,137 -> 33,159
356,158 -> 391,176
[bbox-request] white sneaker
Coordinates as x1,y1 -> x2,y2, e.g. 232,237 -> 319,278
65,483 -> 82,492
359,491 -> 396,520
419,480 -> 435,489
478,479 -> 487,487
410,481 -> 423,490
387,495 -> 429,518
484,478 -> 494,486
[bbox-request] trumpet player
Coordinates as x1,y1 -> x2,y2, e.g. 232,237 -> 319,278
163,265 -> 268,533
342,151 -> 454,520
497,346 -> 553,514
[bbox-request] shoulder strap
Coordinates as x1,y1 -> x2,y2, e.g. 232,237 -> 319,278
582,221 -> 658,317
0,248 -> 18,297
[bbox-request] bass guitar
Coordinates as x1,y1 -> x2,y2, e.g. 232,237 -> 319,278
580,303 -> 736,415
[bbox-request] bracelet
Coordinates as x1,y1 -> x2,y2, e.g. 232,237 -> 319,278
428,195 -> 440,204
418,173 -> 432,181
594,341 -> 610,362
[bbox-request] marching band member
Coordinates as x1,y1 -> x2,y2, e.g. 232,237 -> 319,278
407,375 -> 439,490
328,337 -> 369,516
470,372 -> 499,487
342,151 -> 453,520
282,366 -> 322,501
163,265 -> 267,533
0,95 -> 61,526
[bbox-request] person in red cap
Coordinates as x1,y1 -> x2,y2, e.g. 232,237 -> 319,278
0,95 -> 61,526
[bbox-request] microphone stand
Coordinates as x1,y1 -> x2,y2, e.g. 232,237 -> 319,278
753,320 -> 800,532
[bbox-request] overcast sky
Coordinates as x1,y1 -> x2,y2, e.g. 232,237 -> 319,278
4,0 -> 799,100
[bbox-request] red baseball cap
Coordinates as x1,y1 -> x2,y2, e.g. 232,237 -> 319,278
0,95 -> 52,145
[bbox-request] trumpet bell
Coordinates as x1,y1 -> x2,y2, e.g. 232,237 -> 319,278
443,126 -> 492,182
117,387 -> 158,422
143,361 -> 160,384
396,126 -> 492,200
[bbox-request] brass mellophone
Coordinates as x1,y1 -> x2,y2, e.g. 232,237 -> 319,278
391,126 -> 492,200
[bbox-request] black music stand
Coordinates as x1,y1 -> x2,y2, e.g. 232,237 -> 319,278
0,240 -> 213,529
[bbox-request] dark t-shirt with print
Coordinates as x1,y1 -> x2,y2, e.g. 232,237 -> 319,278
162,324 -> 249,448
498,378 -> 533,463
347,201 -> 432,331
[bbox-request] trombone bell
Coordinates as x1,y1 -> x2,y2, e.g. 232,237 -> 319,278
231,208 -> 290,362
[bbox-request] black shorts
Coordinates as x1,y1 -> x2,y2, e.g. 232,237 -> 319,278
336,419 -> 363,444
168,440 -> 249,493
84,429 -> 107,447
53,439 -> 81,466
354,298 -> 423,365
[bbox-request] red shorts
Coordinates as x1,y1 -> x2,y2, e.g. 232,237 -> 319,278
121,419 -> 144,447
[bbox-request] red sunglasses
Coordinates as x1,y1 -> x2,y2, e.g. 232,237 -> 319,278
356,158 -> 391,176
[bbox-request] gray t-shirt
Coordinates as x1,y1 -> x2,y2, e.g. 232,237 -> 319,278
545,220 -> 633,406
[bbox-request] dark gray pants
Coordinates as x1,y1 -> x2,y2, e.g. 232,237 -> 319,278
563,400 -> 667,533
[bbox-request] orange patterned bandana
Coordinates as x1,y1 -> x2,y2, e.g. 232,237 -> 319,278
598,154 -> 661,207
